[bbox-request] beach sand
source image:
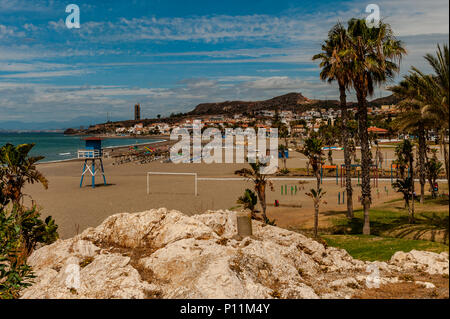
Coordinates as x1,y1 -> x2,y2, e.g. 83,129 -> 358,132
23,147 -> 424,239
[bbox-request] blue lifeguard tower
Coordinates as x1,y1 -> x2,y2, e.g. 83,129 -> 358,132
78,137 -> 106,188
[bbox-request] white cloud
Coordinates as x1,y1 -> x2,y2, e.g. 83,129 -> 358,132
0,69 -> 90,78
0,62 -> 71,72
33,1 -> 446,44
0,24 -> 25,39
377,0 -> 449,36
0,0 -> 448,122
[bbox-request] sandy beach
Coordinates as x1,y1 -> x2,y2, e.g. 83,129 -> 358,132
23,145 -> 441,239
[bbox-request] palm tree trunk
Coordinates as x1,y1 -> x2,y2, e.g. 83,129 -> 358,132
315,169 -> 321,192
314,204 -> 319,237
314,168 -> 321,238
409,155 -> 415,223
405,197 -> 410,218
258,186 -> 267,221
339,84 -> 353,219
429,179 -> 436,198
418,124 -> 426,204
442,132 -> 450,192
356,91 -> 372,235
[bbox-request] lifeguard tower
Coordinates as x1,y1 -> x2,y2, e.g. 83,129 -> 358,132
78,137 -> 106,188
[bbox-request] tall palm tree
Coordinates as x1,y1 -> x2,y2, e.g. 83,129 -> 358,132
344,18 -> 406,234
305,188 -> 326,237
299,137 -> 325,237
299,137 -> 325,191
313,22 -> 354,219
235,160 -> 274,223
389,73 -> 432,203
412,44 -> 449,191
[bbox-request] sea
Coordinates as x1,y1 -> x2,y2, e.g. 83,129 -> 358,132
0,132 -> 161,163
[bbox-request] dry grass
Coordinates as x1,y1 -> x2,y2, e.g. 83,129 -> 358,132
354,273 -> 449,299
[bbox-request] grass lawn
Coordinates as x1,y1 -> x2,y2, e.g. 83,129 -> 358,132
322,234 -> 449,261
330,206 -> 449,239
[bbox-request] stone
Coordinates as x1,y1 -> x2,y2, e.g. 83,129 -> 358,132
415,281 -> 436,289
390,250 -> 449,275
19,208 -> 449,299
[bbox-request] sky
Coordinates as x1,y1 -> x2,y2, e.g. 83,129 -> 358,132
0,0 -> 448,124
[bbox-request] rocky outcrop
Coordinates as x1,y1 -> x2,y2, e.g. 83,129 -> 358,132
390,250 -> 449,275
20,208 -> 449,299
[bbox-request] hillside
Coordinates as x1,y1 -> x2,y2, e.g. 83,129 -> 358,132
369,94 -> 401,107
188,92 -> 401,116
64,92 -> 398,134
188,92 -> 342,115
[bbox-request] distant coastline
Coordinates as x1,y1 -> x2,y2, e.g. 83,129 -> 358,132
0,132 -> 169,163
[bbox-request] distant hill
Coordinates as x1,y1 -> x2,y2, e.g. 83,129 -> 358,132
369,94 -> 401,106
57,92 -> 398,134
188,92 -> 332,115
188,92 -> 399,115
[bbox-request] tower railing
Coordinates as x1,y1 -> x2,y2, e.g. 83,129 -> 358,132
77,149 -> 102,159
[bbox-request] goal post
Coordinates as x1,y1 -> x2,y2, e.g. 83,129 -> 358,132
146,172 -> 198,196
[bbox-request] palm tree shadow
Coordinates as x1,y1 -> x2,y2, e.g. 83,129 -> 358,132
322,210 -> 346,217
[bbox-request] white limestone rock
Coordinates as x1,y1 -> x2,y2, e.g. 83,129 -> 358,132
390,250 -> 449,275
20,208 -> 450,299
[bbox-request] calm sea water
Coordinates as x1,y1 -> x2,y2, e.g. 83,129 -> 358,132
0,132 -> 160,163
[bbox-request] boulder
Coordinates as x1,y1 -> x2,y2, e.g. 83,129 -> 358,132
20,208 -> 449,299
390,250 -> 449,275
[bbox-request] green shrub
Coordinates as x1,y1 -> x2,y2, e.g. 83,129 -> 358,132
0,143 -> 59,299
0,207 -> 35,299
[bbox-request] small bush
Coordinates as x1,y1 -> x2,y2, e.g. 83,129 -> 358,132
1,143 -> 59,299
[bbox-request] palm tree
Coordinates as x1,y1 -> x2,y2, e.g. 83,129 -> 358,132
344,18 -> 406,234
235,160 -> 274,223
305,188 -> 327,237
393,139 -> 415,222
237,189 -> 259,219
0,143 -> 48,207
300,138 -> 325,236
412,44 -> 449,191
392,177 -> 414,221
313,22 -> 354,219
299,137 -> 324,191
389,73 -> 432,204
425,149 -> 443,199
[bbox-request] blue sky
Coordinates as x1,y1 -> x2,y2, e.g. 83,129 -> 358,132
0,0 -> 448,123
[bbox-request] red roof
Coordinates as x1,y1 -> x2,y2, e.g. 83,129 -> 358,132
368,127 -> 388,133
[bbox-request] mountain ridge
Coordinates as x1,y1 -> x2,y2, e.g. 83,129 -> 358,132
188,92 -> 399,116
